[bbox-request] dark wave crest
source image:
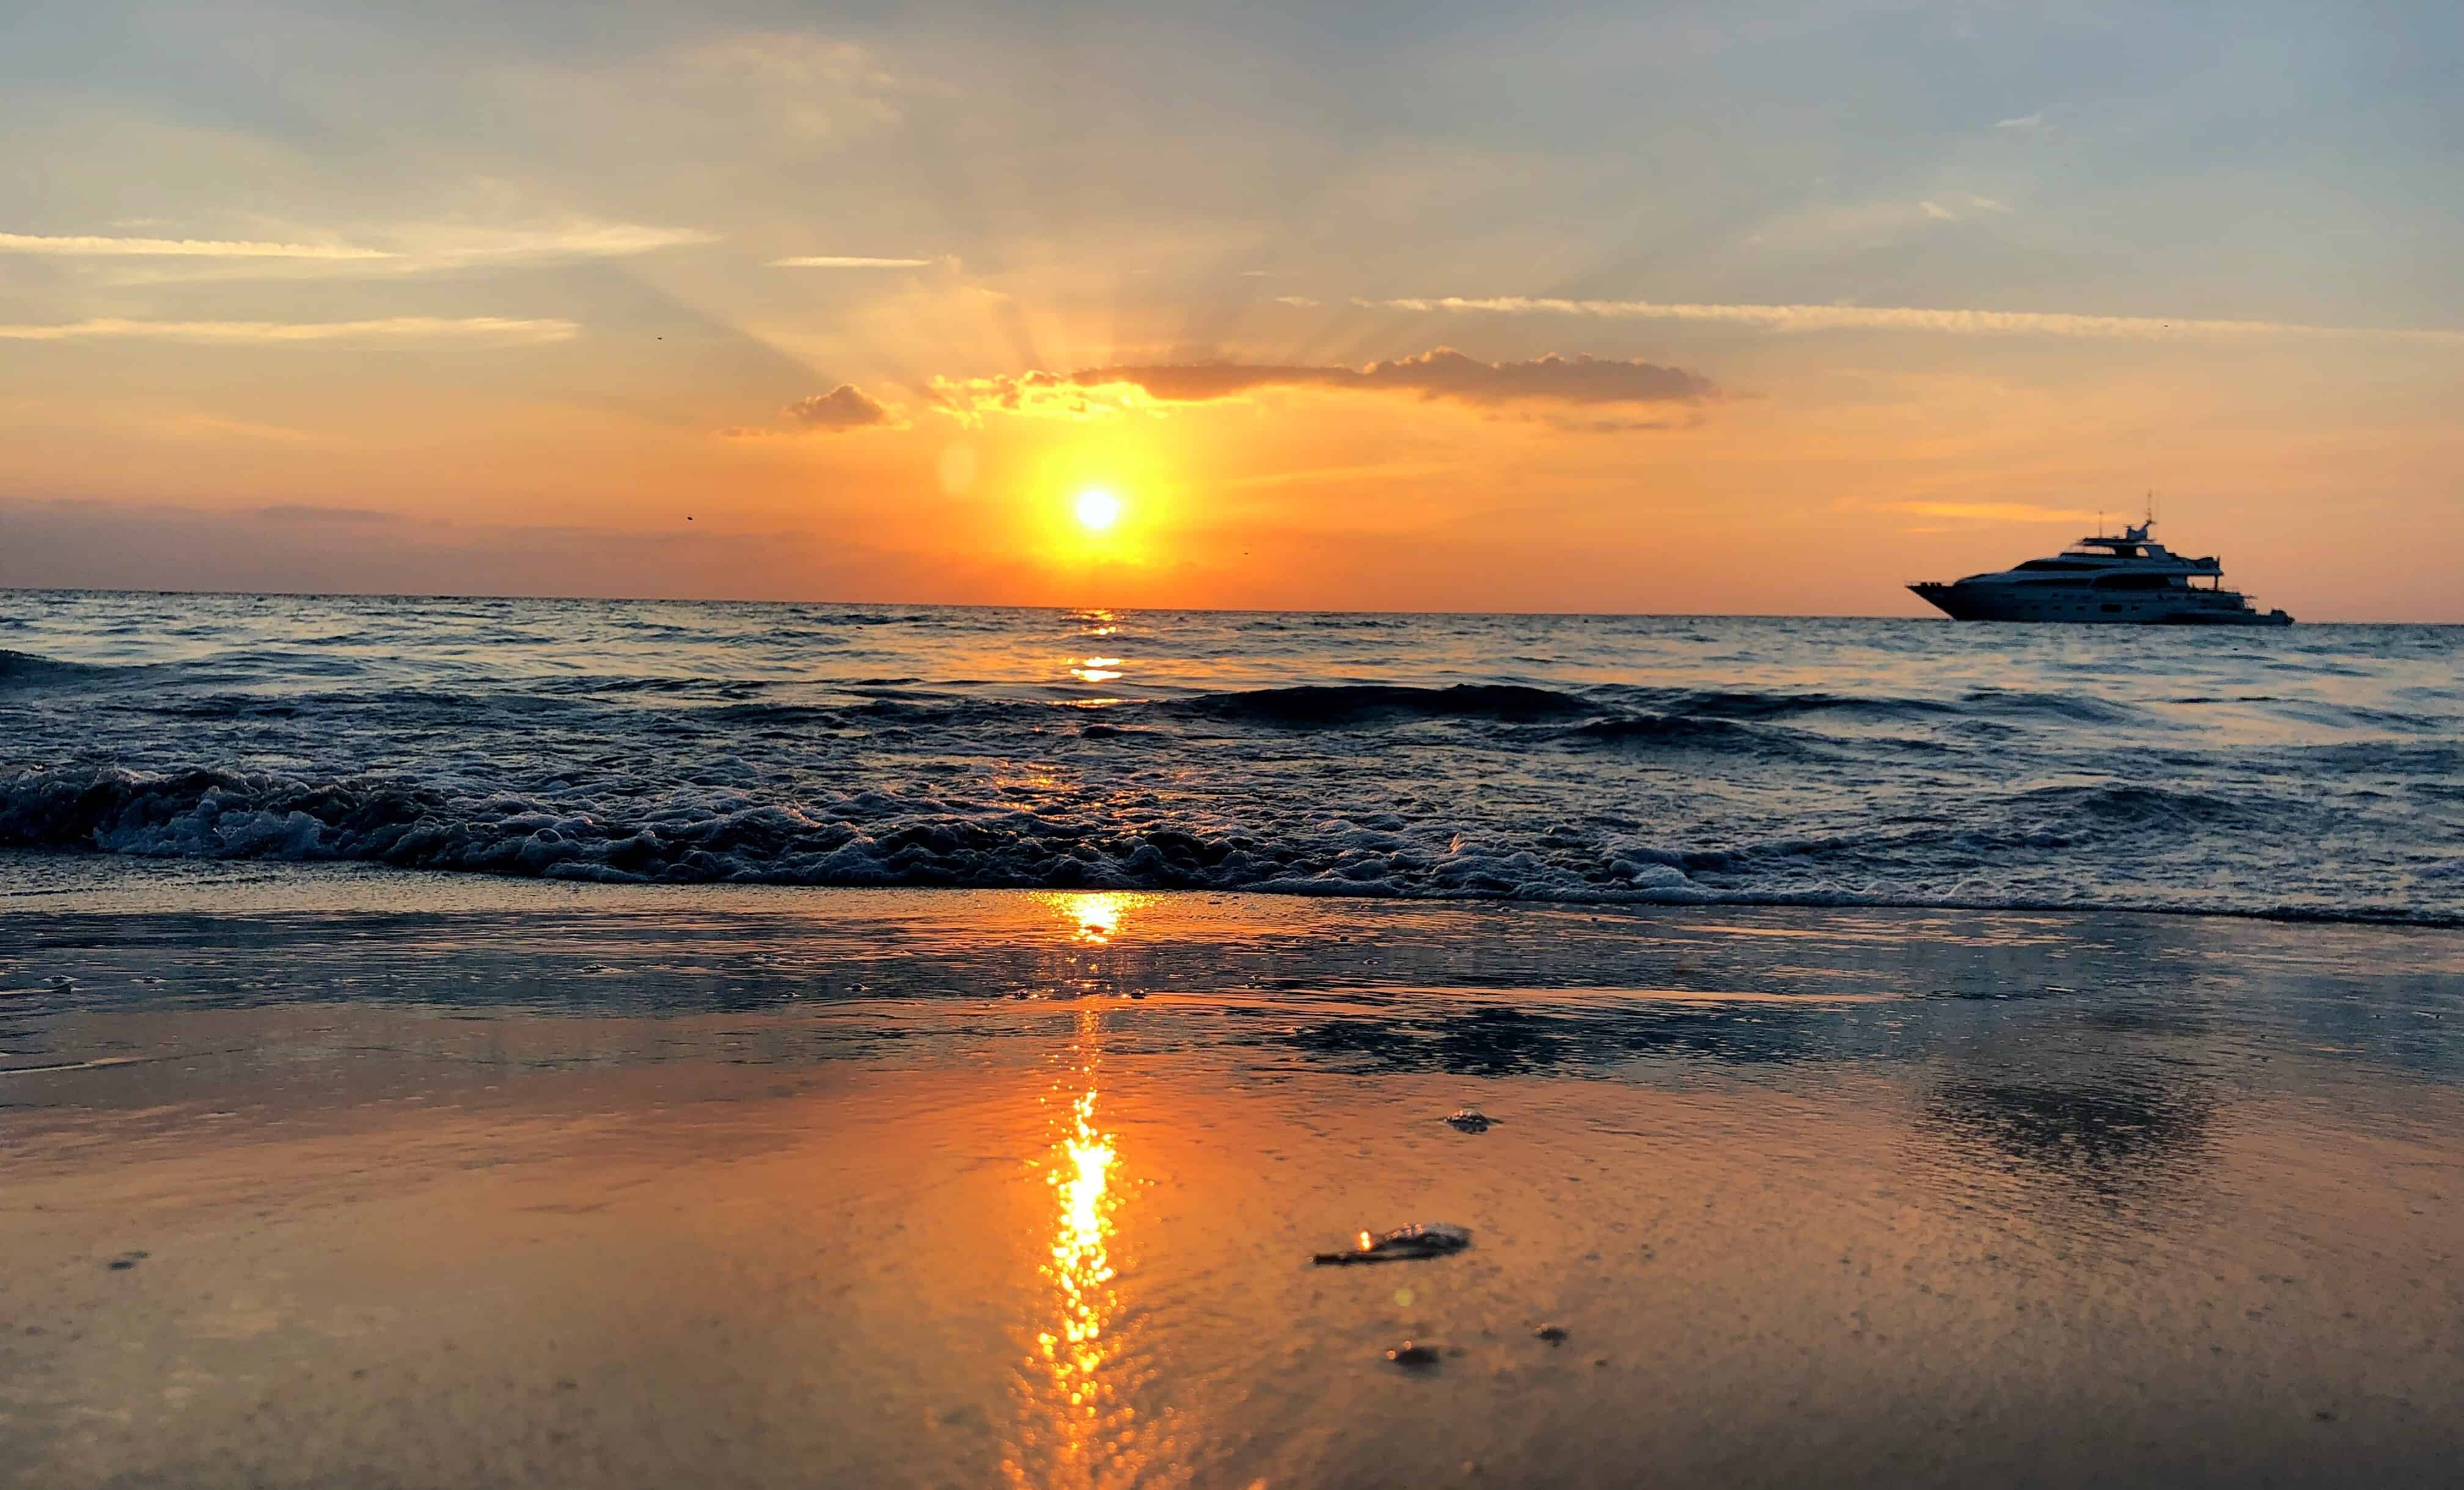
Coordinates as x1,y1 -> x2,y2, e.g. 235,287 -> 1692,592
0,649 -> 125,688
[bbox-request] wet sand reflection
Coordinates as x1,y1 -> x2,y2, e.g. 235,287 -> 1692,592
1007,896 -> 1167,1489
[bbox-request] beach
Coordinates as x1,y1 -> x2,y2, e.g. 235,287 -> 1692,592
7,861 -> 2460,1488
10,0 -> 2463,1481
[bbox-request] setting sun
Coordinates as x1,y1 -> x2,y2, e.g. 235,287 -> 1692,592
1074,488 -> 1123,532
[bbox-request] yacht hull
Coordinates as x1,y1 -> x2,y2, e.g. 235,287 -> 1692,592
1909,583 -> 2292,626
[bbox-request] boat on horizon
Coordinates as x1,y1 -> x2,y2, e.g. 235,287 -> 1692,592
1910,520 -> 2292,626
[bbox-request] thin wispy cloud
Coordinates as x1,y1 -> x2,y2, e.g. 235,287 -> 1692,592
2,221 -> 714,277
0,317 -> 579,344
770,255 -> 937,268
1994,111 -> 2047,130
1365,297 -> 2464,345
1273,295 -> 1321,308
395,222 -> 715,263
1920,194 -> 2012,222
928,348 -> 1712,424
0,233 -> 394,260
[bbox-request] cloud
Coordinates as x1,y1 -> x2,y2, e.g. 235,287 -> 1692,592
1543,413 -> 1696,434
924,371 -> 1129,423
1364,296 -> 2464,346
1921,194 -> 2012,223
1273,295 -> 1321,308
929,348 -> 1712,424
0,233 -> 394,260
385,222 -> 716,263
0,316 -> 578,343
785,383 -> 896,431
1995,111 -> 2047,130
770,255 -> 937,268
0,221 -> 714,278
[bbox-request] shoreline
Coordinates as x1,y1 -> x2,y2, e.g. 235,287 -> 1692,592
6,848 -> 2460,931
6,868 -> 2462,1486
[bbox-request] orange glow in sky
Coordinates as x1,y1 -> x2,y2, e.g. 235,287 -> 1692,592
3,7 -> 2460,619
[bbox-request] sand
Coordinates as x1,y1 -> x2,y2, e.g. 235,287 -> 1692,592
4,862 -> 2462,1488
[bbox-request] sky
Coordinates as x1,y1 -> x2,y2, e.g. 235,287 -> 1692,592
2,0 -> 2459,618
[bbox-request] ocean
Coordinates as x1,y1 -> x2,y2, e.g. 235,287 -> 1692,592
2,590 -> 2458,923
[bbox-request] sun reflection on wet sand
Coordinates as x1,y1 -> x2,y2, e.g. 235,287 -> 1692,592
1052,890 -> 1150,944
1007,1009 -> 1155,1489
1007,890 -> 1172,1488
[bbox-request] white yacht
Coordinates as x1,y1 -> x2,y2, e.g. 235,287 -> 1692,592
1910,522 -> 2292,626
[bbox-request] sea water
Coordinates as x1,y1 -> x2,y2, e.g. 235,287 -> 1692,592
2,591 -> 2457,922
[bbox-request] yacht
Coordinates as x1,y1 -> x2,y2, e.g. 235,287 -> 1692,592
1910,522 -> 2292,626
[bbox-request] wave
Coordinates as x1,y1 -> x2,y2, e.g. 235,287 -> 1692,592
1959,689 -> 2143,725
1,763 -> 2448,926
1637,688 -> 1964,723
0,649 -> 129,688
2015,781 -> 2267,831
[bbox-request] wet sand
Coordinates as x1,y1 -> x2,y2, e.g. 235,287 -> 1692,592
4,867 -> 2462,1488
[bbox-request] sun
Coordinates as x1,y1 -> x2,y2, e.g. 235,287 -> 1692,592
1074,488 -> 1123,532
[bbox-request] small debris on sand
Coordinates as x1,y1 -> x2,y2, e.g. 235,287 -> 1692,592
1533,1324 -> 1569,1345
1444,1109 -> 1494,1133
1313,1222 -> 1473,1266
105,1251 -> 147,1271
1386,1341 -> 1441,1368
